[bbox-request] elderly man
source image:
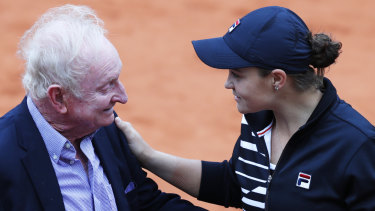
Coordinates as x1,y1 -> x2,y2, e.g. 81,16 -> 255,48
0,4 -> 205,211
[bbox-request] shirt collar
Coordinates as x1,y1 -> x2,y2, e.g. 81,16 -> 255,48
26,96 -> 97,163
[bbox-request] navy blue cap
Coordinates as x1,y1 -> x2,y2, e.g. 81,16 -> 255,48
192,6 -> 312,73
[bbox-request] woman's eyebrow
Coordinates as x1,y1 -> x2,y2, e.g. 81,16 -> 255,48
230,69 -> 242,74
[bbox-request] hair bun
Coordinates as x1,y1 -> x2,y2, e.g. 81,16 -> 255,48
309,33 -> 342,69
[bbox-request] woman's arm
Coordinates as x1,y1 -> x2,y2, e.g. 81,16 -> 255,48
115,117 -> 202,197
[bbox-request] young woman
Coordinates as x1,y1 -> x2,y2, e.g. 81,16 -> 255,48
116,6 -> 375,210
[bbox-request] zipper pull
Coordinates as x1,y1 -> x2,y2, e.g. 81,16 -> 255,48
268,175 -> 272,183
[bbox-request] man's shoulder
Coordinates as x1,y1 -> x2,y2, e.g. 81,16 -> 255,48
0,107 -> 20,142
0,111 -> 23,174
98,121 -> 133,159
0,98 -> 28,124
0,98 -> 32,153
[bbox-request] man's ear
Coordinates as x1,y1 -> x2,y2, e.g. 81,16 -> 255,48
47,85 -> 67,113
270,69 -> 287,90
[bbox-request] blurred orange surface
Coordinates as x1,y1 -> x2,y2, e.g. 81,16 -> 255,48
1,0 -> 375,210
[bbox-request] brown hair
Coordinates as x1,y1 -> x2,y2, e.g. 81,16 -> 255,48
259,32 -> 342,92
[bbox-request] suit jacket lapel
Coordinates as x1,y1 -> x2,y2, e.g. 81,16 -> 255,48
17,98 -> 65,211
21,146 -> 65,211
93,128 -> 130,211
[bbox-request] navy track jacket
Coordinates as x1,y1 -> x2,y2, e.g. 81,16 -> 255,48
198,78 -> 375,210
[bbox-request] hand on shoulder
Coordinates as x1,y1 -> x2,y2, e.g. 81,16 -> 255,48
115,117 -> 154,165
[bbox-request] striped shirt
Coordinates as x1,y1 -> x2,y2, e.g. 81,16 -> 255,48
236,115 -> 275,210
27,96 -> 117,211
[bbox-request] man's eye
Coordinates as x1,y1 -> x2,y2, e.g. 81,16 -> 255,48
99,84 -> 110,92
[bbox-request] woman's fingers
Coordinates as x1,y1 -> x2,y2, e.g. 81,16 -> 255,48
115,116 -> 152,163
115,117 -> 138,142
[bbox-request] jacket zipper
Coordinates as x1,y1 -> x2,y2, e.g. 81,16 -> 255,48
264,130 -> 302,211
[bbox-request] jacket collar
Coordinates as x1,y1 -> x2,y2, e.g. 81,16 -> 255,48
16,97 -> 65,211
244,111 -> 274,134
302,77 -> 338,128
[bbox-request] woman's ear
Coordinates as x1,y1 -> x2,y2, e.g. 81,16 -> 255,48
47,85 -> 67,113
271,69 -> 287,91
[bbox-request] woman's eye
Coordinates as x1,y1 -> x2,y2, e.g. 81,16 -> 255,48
231,72 -> 240,78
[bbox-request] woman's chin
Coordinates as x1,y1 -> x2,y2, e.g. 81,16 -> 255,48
236,104 -> 252,114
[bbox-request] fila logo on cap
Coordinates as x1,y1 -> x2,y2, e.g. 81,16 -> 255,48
228,19 -> 240,33
296,172 -> 311,189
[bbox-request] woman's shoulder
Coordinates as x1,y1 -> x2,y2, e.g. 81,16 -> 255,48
329,99 -> 375,139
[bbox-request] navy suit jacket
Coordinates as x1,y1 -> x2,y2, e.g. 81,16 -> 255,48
0,98 -> 206,211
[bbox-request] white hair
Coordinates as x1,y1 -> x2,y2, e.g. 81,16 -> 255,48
18,4 -> 108,100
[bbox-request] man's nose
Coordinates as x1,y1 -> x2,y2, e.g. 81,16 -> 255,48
112,81 -> 128,104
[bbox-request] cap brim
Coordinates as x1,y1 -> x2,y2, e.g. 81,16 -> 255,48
192,37 -> 253,69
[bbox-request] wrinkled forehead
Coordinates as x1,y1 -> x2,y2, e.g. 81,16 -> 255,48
86,38 -> 122,70
79,39 -> 123,84
95,39 -> 122,73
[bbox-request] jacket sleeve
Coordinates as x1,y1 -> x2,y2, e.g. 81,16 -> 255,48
112,122 -> 207,211
198,135 -> 243,208
344,138 -> 375,210
198,160 -> 242,208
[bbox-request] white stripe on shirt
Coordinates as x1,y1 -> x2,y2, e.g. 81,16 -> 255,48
235,171 -> 267,183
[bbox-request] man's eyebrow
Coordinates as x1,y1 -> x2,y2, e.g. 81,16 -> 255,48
96,79 -> 111,90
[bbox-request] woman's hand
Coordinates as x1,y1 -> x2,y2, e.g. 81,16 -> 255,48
115,117 -> 153,165
115,117 -> 202,197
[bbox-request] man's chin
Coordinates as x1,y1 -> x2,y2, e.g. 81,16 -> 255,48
95,112 -> 115,128
106,112 -> 116,125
